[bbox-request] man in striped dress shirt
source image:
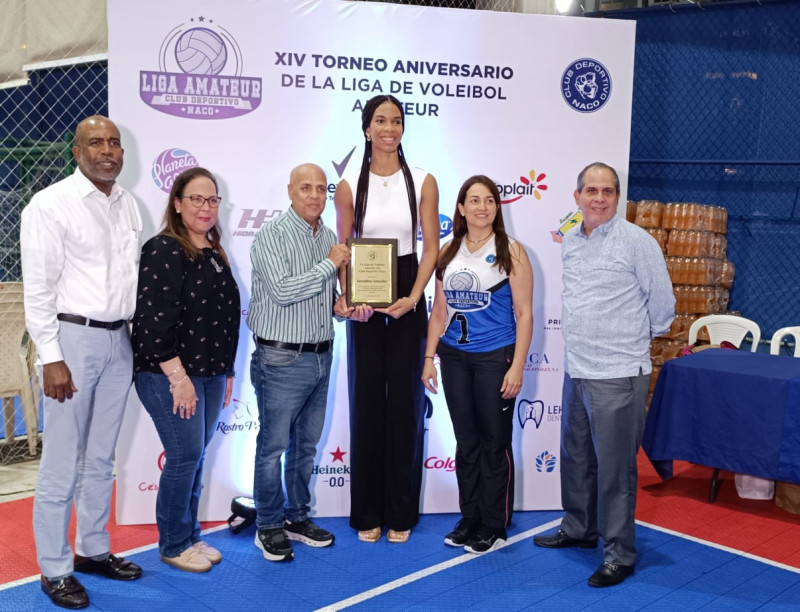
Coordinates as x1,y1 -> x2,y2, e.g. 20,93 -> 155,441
248,163 -> 351,562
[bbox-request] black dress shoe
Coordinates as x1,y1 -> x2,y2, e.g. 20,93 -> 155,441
40,575 -> 89,609
74,553 -> 142,581
533,529 -> 598,549
588,561 -> 635,587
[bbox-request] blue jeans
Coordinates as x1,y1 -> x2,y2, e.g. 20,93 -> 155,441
251,344 -> 332,530
134,371 -> 226,557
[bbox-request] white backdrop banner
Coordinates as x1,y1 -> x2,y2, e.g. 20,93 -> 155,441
109,0 -> 635,524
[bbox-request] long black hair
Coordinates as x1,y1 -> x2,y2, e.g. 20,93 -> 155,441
353,95 -> 417,249
436,175 -> 512,280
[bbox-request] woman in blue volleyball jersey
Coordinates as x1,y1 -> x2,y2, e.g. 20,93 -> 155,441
422,175 -> 533,554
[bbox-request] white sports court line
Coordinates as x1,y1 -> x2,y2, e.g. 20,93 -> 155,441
314,518 -> 562,611
316,518 -> 800,611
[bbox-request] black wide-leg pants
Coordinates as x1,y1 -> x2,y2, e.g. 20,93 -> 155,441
347,254 -> 428,531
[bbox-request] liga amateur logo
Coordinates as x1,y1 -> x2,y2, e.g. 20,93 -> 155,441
443,269 -> 490,312
140,16 -> 262,119
498,169 -> 548,205
561,58 -> 612,113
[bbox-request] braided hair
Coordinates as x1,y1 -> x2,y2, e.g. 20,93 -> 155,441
353,95 -> 417,249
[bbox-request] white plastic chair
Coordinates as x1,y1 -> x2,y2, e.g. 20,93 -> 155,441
0,282 -> 40,456
770,326 -> 800,357
687,313 -> 762,501
688,314 -> 761,352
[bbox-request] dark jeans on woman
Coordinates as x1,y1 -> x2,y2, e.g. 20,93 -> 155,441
347,254 -> 428,532
437,341 -> 516,530
134,371 -> 226,557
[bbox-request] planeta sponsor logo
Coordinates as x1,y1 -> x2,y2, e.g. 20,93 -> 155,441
151,148 -> 199,192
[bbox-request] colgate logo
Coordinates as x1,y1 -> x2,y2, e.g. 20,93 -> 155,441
424,456 -> 456,472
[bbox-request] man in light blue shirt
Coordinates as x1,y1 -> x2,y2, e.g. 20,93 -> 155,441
534,162 -> 674,588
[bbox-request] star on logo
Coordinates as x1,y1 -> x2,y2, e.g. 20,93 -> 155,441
330,446 -> 347,462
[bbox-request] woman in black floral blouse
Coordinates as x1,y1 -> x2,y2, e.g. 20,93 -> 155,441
132,167 -> 240,573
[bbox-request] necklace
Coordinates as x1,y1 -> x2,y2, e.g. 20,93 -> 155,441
465,232 -> 493,245
373,169 -> 398,188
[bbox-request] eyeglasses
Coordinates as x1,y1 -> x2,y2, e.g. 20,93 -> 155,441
181,194 -> 222,208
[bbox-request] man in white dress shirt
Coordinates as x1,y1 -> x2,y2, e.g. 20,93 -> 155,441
21,115 -> 143,609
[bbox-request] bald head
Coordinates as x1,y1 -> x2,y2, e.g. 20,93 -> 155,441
72,115 -> 124,196
75,115 -> 117,142
289,163 -> 326,186
288,163 -> 328,230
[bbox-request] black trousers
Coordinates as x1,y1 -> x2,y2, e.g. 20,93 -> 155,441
437,341 -> 516,529
347,254 -> 428,531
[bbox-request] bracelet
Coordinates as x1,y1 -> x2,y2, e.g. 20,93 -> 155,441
407,296 -> 418,312
166,364 -> 184,378
169,374 -> 189,394
424,356 -> 435,360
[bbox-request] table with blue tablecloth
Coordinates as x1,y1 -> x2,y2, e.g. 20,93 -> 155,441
643,349 -> 800,486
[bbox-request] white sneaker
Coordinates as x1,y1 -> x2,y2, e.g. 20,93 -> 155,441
160,547 -> 213,573
193,541 -> 222,564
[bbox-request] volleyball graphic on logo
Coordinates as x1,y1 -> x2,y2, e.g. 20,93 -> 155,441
174,27 -> 227,75
448,271 -> 474,291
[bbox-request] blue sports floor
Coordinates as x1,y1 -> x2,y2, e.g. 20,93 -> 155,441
2,510 -> 799,611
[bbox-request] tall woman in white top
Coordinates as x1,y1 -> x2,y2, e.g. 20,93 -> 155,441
334,95 -> 439,544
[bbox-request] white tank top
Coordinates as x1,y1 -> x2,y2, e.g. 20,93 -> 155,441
344,165 -> 428,256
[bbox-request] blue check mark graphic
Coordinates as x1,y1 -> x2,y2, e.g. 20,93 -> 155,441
332,146 -> 357,178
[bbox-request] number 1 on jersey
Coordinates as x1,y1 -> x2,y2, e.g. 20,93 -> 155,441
455,313 -> 470,345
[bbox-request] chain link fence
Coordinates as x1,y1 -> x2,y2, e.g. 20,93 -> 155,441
1,0 -> 109,463
612,0 -> 800,347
